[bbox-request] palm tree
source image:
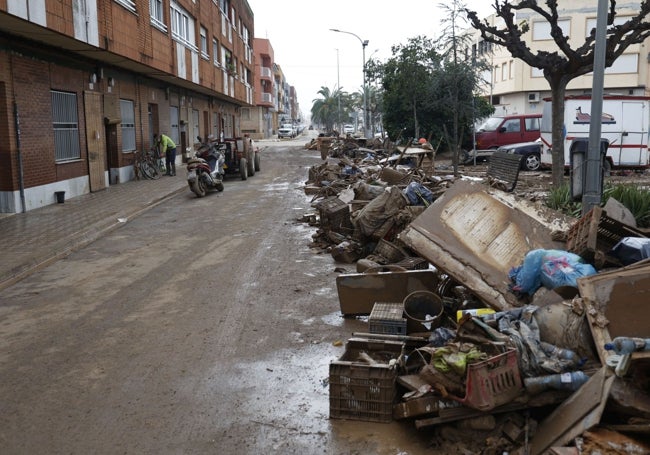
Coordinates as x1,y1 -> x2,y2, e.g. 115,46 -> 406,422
311,86 -> 344,133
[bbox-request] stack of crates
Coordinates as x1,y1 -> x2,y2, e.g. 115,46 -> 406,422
368,302 -> 407,336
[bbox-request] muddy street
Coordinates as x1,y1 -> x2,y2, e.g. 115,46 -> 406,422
0,137 -> 435,454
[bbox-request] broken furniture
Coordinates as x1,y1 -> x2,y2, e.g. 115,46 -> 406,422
336,268 -> 440,316
485,150 -> 524,192
317,136 -> 334,160
578,259 -> 650,376
399,180 -> 571,311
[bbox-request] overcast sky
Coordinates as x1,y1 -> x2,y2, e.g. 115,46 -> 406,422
246,0 -> 496,123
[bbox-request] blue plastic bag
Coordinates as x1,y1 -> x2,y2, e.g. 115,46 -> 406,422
402,182 -> 434,206
509,249 -> 597,296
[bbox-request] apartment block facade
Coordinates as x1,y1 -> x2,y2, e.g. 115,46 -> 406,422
472,1 -> 650,117
0,0 -> 255,213
240,38 -> 301,140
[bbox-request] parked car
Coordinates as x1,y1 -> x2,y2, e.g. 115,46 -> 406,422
497,140 -> 542,171
475,114 -> 542,150
278,124 -> 296,139
343,124 -> 355,135
464,113 -> 542,164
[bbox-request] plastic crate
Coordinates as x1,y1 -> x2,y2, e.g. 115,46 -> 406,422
329,338 -> 404,423
369,302 -> 407,335
566,206 -> 647,268
448,349 -> 522,411
314,196 -> 353,234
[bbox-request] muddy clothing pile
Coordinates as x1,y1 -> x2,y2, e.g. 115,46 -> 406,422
301,141 -> 650,455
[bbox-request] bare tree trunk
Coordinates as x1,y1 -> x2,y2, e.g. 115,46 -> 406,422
548,76 -> 569,188
413,97 -> 419,139
443,124 -> 459,177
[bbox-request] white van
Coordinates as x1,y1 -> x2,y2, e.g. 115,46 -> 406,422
540,95 -> 650,170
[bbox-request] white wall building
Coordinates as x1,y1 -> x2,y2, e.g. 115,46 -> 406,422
471,1 -> 650,116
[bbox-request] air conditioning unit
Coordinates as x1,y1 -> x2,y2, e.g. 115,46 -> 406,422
528,92 -> 540,103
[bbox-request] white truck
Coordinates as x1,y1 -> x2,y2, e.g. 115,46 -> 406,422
277,124 -> 296,139
540,95 -> 650,171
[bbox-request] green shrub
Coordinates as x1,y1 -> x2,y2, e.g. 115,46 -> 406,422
602,183 -> 650,228
545,184 -> 582,218
545,183 -> 650,227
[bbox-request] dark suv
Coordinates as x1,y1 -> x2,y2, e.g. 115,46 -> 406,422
497,141 -> 542,171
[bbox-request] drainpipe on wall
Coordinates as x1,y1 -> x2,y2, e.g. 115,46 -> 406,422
13,100 -> 26,213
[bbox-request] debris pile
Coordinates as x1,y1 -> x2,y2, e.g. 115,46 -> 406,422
301,141 -> 650,454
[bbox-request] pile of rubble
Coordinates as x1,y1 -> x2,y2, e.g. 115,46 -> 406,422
301,139 -> 650,454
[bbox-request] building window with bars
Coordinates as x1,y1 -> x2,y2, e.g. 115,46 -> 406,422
120,99 -> 136,152
51,90 -> 81,162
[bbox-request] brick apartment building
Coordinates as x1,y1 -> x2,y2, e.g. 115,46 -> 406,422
240,37 -> 299,141
0,0 -> 256,213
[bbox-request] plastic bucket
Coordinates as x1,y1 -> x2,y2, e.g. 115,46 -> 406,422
403,290 -> 443,334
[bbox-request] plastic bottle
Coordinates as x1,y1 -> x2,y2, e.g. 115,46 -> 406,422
539,341 -> 582,366
524,371 -> 589,395
604,337 -> 650,355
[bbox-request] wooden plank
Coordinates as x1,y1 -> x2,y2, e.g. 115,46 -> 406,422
528,367 -> 610,455
415,402 -> 526,429
84,91 -> 107,192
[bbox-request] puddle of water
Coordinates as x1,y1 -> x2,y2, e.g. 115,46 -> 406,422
261,183 -> 291,192
311,287 -> 333,297
320,312 -> 344,327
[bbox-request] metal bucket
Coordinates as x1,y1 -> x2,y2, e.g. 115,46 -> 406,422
403,290 -> 443,334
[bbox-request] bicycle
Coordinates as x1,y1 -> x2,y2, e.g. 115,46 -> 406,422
151,147 -> 167,176
133,149 -> 161,180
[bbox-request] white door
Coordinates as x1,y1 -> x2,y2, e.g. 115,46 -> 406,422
620,101 -> 647,166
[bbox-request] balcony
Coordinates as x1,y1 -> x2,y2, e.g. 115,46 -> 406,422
260,66 -> 272,81
258,92 -> 274,107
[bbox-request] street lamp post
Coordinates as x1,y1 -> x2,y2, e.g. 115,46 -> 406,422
336,48 -> 340,134
330,28 -> 369,139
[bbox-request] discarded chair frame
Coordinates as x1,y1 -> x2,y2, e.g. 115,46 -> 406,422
485,151 -> 523,192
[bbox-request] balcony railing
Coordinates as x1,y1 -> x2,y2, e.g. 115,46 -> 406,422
260,66 -> 272,80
